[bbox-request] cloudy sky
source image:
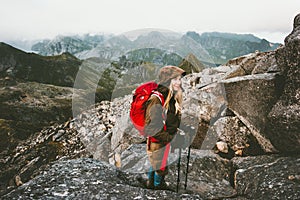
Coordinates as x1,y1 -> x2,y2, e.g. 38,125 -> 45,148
1,0 -> 299,43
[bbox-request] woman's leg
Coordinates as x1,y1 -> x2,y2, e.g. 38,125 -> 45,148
147,141 -> 170,189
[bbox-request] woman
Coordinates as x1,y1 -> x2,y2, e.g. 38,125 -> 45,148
144,65 -> 186,190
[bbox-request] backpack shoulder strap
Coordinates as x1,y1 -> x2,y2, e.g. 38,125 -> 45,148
150,90 -> 167,131
151,91 -> 165,106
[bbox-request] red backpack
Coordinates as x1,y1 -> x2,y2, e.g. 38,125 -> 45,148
130,81 -> 165,136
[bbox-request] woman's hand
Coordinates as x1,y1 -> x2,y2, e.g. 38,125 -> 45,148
153,130 -> 175,143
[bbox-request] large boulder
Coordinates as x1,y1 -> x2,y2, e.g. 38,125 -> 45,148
183,70 -> 228,149
222,74 -> 280,153
267,13 -> 300,152
178,53 -> 206,74
225,50 -> 280,75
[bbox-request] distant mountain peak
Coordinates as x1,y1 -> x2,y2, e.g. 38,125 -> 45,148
122,28 -> 181,41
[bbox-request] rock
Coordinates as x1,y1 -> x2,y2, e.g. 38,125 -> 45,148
110,95 -> 145,154
208,116 -> 264,156
121,149 -> 236,199
86,133 -> 111,162
284,13 -> 300,44
216,141 -> 228,153
172,150 -> 236,199
252,51 -> 279,74
0,122 -> 90,196
14,175 -> 22,187
232,155 -> 300,199
224,65 -> 246,80
178,53 -> 206,74
225,52 -> 259,74
2,158 -> 203,200
222,73 -> 280,153
225,51 -> 279,75
183,75 -> 227,149
267,13 -> 300,152
118,144 -> 149,173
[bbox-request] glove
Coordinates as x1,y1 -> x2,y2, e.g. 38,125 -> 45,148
153,130 -> 175,143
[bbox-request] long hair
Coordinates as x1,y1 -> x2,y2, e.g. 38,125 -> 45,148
164,82 -> 183,114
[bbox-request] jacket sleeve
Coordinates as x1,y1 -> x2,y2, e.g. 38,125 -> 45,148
144,96 -> 174,143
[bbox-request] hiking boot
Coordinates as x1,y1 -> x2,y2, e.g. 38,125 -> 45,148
153,173 -> 172,190
136,175 -> 154,189
146,179 -> 154,189
154,180 -> 169,190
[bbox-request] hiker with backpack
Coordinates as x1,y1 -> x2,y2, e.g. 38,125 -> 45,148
141,65 -> 186,190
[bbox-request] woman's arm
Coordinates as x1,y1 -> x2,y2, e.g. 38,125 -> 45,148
144,96 -> 174,143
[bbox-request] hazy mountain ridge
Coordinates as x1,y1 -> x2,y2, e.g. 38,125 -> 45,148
10,31 -> 281,65
125,47 -> 182,66
199,32 -> 262,42
0,42 -> 81,87
186,31 -> 280,64
31,34 -> 107,57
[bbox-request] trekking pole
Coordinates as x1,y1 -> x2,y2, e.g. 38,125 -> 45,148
176,148 -> 182,193
184,146 -> 191,190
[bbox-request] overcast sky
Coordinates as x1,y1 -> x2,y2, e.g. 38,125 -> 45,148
1,0 -> 299,43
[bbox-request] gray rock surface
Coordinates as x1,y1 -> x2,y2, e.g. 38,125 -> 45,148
2,158 -> 203,200
222,73 -> 279,153
267,13 -> 300,152
232,155 -> 300,199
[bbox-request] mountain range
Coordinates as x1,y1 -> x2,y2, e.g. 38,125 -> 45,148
0,42 -> 81,87
23,31 -> 281,65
